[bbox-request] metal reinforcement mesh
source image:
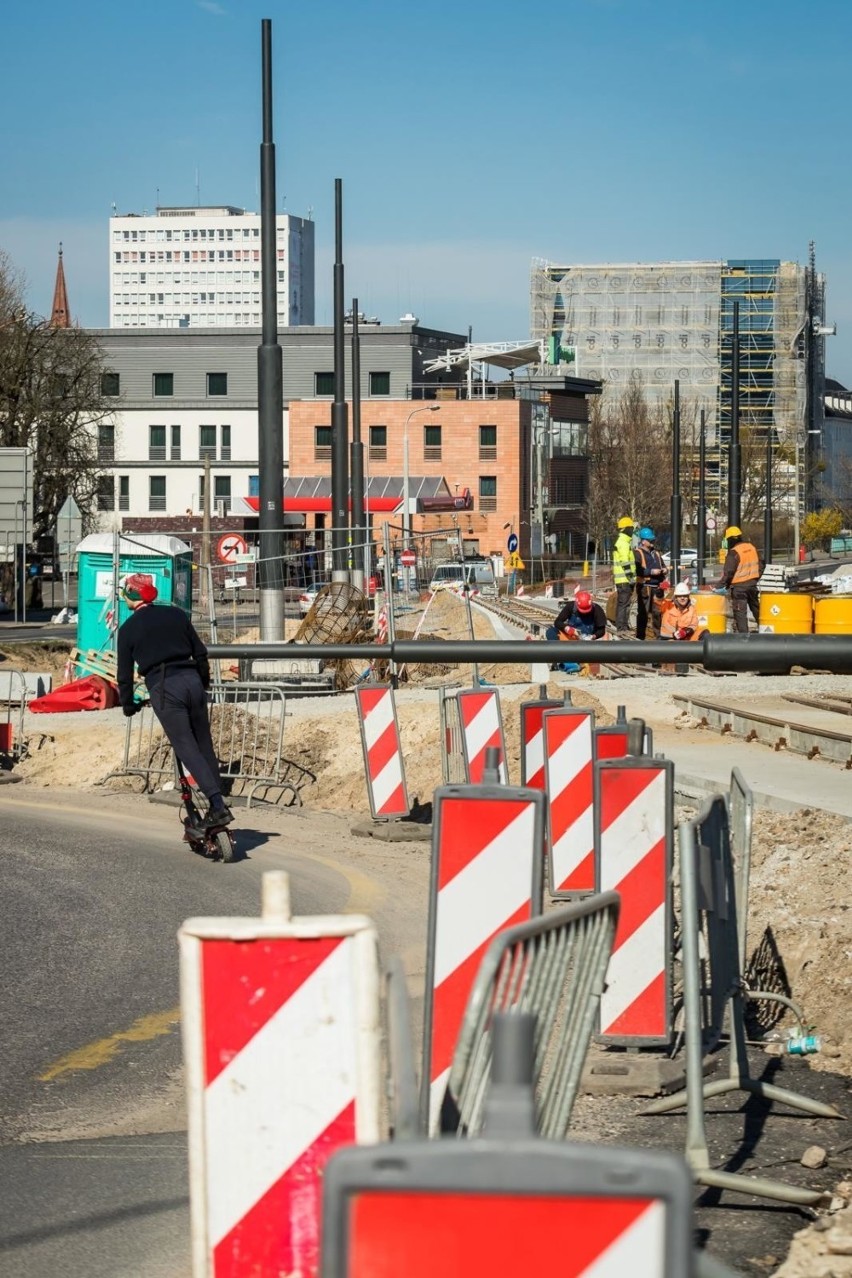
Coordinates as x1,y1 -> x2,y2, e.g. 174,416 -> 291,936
442,895 -> 619,1139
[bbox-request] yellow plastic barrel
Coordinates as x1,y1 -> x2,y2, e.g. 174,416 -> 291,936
814,596 -> 852,635
694,591 -> 728,634
758,592 -> 813,634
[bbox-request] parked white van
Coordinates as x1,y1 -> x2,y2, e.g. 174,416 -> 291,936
428,560 -> 496,594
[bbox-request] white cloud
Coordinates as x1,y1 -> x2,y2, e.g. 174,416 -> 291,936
196,0 -> 227,14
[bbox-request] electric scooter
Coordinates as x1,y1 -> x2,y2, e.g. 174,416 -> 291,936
177,758 -> 236,863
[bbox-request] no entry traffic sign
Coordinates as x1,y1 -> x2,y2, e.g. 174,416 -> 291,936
400,549 -> 416,568
217,533 -> 248,564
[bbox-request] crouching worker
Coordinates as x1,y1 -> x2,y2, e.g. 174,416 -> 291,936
661,582 -> 706,641
546,589 -> 607,643
117,573 -> 233,829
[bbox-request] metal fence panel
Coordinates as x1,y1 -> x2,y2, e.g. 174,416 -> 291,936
103,680 -> 289,808
438,688 -> 466,785
442,894 -> 620,1139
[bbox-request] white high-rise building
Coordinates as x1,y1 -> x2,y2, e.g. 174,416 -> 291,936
109,205 -> 315,329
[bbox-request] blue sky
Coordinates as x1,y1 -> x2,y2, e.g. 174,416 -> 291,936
3,0 -> 851,380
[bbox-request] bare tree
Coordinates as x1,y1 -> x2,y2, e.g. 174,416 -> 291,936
586,373 -> 672,546
0,250 -> 113,545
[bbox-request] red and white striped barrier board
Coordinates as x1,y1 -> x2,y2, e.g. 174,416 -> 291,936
543,706 -> 595,898
594,758 -> 674,1046
180,904 -> 381,1278
355,683 -> 409,820
519,698 -> 561,789
322,1135 -> 691,1278
422,784 -> 544,1131
593,723 -> 629,761
457,689 -> 508,784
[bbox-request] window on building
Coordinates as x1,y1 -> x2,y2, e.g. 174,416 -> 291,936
551,422 -> 588,457
206,371 -> 228,397
479,424 -> 497,460
149,475 -> 167,511
101,372 -> 120,397
424,423 -> 442,461
149,425 -> 166,460
369,371 -> 390,397
153,372 -> 174,397
315,425 -> 332,460
98,423 -> 115,461
170,424 -> 181,460
479,475 -> 497,512
369,424 -> 387,461
96,477 -> 114,512
214,475 -> 231,513
248,474 -> 259,497
314,371 -> 334,397
199,425 -> 217,459
220,424 -> 231,461
118,475 -> 130,512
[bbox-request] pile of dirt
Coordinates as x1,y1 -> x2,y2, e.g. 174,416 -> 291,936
746,807 -> 852,1074
0,641 -> 74,678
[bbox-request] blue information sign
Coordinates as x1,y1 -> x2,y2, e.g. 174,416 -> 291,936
507,533 -> 518,553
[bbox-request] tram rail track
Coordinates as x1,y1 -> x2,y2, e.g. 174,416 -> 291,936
673,692 -> 852,767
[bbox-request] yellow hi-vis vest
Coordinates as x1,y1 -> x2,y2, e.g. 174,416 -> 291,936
612,532 -> 636,585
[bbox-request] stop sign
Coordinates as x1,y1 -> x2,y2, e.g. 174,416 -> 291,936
400,549 -> 416,567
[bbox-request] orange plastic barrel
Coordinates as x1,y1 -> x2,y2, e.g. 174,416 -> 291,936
694,591 -> 728,634
758,593 -> 813,635
814,596 -> 852,635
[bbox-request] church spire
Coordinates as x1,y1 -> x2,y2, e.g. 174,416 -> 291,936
49,242 -> 71,328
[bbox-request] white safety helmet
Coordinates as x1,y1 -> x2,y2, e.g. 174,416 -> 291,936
673,582 -> 691,598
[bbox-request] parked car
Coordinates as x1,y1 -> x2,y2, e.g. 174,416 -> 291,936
663,548 -> 698,569
428,559 -> 496,594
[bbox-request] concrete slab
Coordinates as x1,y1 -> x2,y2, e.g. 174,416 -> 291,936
661,733 -> 852,820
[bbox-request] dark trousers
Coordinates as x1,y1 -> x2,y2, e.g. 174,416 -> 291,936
731,583 -> 760,634
146,667 -> 222,801
615,583 -> 634,630
635,585 -> 662,640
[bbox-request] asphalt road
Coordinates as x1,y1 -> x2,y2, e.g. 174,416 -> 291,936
0,793 -> 361,1278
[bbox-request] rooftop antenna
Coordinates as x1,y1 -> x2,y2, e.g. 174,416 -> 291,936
156,186 -> 160,210
195,167 -> 201,207
307,205 -> 313,221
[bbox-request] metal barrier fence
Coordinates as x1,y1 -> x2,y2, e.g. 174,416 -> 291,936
438,688 -> 466,784
103,681 -> 290,808
440,894 -> 620,1140
643,798 -> 841,1205
0,670 -> 27,764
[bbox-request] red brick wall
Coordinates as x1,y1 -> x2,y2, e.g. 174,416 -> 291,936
288,399 -> 531,557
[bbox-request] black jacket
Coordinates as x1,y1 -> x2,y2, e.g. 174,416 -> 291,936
553,600 -> 607,640
117,604 -> 210,709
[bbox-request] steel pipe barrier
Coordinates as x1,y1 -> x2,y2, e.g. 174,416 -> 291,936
441,895 -> 620,1140
208,633 -> 852,674
0,669 -> 27,764
642,800 -> 843,1206
421,780 -> 546,1133
103,681 -> 291,807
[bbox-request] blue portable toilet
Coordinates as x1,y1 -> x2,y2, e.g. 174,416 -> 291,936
75,533 -> 193,671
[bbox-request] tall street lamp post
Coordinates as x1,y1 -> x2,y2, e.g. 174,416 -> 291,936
403,405 -> 439,549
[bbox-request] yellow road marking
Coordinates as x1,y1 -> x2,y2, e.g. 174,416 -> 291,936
38,1006 -> 181,1082
304,850 -> 389,916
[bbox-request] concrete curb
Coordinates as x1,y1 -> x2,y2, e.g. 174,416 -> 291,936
675,772 -> 852,821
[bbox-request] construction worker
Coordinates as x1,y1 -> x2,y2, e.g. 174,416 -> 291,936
661,582 -> 706,641
612,516 -> 636,635
634,527 -> 666,640
546,588 -> 607,642
717,526 -> 762,633
117,574 -> 233,830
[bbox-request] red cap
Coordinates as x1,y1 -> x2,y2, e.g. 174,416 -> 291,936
575,590 -> 593,612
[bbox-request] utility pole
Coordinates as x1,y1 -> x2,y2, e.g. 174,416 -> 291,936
670,378 -> 682,583
727,298 -> 741,529
696,409 -> 706,587
200,455 -> 211,610
331,179 -> 349,582
350,300 -> 365,591
257,18 -> 285,640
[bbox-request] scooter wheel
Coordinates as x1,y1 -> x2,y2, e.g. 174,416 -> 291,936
211,829 -> 236,863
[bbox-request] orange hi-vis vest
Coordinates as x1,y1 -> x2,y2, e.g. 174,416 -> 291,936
731,541 -> 760,584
